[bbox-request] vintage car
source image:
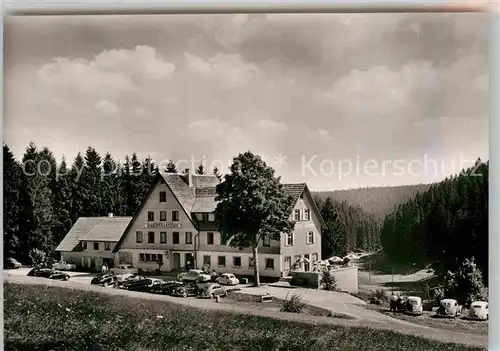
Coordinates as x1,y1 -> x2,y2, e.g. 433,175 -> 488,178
199,283 -> 227,299
52,261 -> 76,271
403,296 -> 423,316
49,270 -> 70,281
215,273 -> 239,286
150,281 -> 184,295
91,273 -> 119,287
110,264 -> 139,275
436,299 -> 462,318
27,267 -> 55,278
5,258 -> 22,269
120,276 -> 163,292
171,283 -> 199,298
468,301 -> 488,321
177,269 -> 211,283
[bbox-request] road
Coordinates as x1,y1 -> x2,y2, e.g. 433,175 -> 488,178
3,269 -> 488,349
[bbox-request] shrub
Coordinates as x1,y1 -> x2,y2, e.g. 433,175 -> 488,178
320,268 -> 337,291
374,289 -> 387,301
28,249 -> 47,267
432,288 -> 445,306
281,293 -> 306,313
444,257 -> 486,306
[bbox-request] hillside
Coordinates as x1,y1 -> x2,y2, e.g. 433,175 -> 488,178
313,184 -> 433,220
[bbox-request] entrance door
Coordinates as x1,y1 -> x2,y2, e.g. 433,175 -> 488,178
172,253 -> 181,270
304,254 -> 310,272
185,253 -> 194,270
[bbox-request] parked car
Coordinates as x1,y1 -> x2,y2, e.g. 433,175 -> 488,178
199,283 -> 227,299
436,299 -> 462,318
390,294 -> 406,313
5,258 -> 22,269
49,270 -> 70,281
110,264 -> 138,275
52,261 -> 76,271
216,273 -> 239,286
403,296 -> 423,316
177,269 -> 211,283
120,276 -> 163,292
91,273 -> 119,287
150,281 -> 184,295
27,267 -> 55,278
171,283 -> 199,298
468,301 -> 488,321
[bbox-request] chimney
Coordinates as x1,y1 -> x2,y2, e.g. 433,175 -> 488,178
108,213 -> 113,218
184,168 -> 193,187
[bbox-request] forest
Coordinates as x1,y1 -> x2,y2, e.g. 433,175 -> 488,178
379,160 -> 489,284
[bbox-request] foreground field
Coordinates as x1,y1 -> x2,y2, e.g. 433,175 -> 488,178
4,283 -> 484,351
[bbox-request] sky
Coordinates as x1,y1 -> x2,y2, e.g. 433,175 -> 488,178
4,13 -> 489,191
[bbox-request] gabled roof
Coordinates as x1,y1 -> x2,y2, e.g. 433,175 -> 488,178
56,216 -> 132,252
282,183 -> 307,204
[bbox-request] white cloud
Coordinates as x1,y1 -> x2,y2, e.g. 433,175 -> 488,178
94,100 -> 119,115
185,52 -> 259,87
306,128 -> 333,143
256,119 -> 287,133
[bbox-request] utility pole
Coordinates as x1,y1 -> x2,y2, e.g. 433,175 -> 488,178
369,261 -> 371,282
391,268 -> 394,294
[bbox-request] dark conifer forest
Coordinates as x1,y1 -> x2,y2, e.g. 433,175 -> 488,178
3,142 -> 488,284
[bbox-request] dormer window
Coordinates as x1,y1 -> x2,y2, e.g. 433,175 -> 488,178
202,213 -> 209,221
82,241 -> 87,250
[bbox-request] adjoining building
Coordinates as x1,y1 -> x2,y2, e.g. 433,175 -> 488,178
112,169 -> 326,278
55,215 -> 132,271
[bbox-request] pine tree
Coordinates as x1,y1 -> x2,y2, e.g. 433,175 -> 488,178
81,146 -> 103,216
3,144 -> 23,259
53,157 -> 72,249
101,152 -> 118,216
213,166 -> 222,181
165,160 -> 178,173
196,163 -> 206,175
70,152 -> 86,222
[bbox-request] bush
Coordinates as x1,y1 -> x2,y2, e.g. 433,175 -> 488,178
281,293 -> 306,313
432,288 -> 445,306
374,289 -> 387,301
28,249 -> 47,267
444,257 -> 486,306
320,268 -> 337,291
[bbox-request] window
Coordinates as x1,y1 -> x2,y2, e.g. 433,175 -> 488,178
145,253 -> 151,262
202,213 -> 209,221
294,255 -> 301,264
208,213 -> 215,222
82,241 -> 87,250
148,211 -> 154,221
249,257 -> 254,268
304,209 -> 310,221
172,210 -> 179,221
207,232 -> 214,245
312,253 -> 318,263
186,232 -> 193,244
104,242 -> 111,251
195,213 -> 203,221
294,209 -> 301,221
203,255 -> 211,265
285,256 -> 292,270
93,242 -> 99,250
233,256 -> 241,267
139,253 -> 145,262
173,232 -> 180,244
218,256 -> 226,267
159,191 -> 166,202
307,231 -> 314,244
266,258 -> 275,270
148,232 -> 155,244
263,235 -> 271,247
157,254 -> 163,264
160,211 -> 167,221
160,232 -> 167,244
285,233 -> 294,246
136,231 -> 143,243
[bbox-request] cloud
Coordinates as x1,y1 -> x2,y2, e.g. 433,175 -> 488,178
185,52 -> 259,87
306,129 -> 334,143
256,119 -> 287,133
94,100 -> 119,115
